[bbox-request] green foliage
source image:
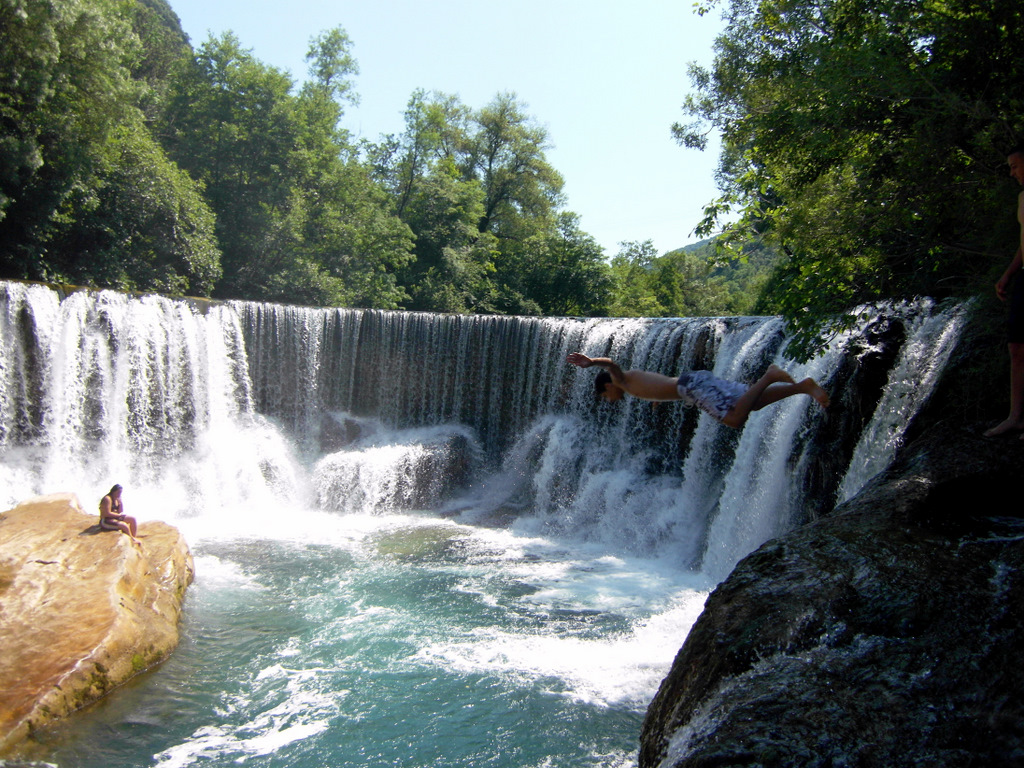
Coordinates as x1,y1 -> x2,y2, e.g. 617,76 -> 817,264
650,249 -> 731,317
0,0 -> 218,294
466,93 -> 565,240
2,4 -> 610,316
678,0 -> 1024,357
688,236 -> 782,314
47,119 -> 221,294
372,90 -> 572,314
129,0 -> 191,119
305,158 -> 414,309
608,241 -> 669,317
159,29 -> 413,306
0,0 -> 139,274
161,31 -> 299,297
502,213 -> 612,317
305,27 -> 359,107
396,163 -> 498,313
607,239 -> 760,318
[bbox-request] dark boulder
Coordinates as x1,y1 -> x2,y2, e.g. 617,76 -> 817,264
640,425 -> 1024,767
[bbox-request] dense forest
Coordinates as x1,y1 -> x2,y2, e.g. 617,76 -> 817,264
679,0 -> 1024,350
1,0 -> 749,318
2,0 -> 1022,343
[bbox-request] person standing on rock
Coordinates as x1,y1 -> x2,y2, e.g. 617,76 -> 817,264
566,353 -> 829,429
986,144 -> 1024,437
99,484 -> 139,541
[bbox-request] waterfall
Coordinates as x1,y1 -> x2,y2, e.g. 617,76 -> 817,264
835,300 -> 970,504
1,281 -> 975,768
0,283 -> 306,517
0,281 -> 966,576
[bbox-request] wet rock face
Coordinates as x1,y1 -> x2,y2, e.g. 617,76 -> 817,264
0,494 -> 194,754
640,427 -> 1024,768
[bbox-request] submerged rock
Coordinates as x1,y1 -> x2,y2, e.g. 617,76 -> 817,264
640,426 -> 1024,767
0,494 -> 193,753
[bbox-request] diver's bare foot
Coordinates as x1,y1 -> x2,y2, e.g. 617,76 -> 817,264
801,378 -> 830,408
985,418 -> 1024,437
767,364 -> 796,385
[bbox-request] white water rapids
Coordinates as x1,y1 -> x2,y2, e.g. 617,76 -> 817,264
0,282 -> 967,767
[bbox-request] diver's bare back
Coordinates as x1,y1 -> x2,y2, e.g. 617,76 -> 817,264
620,370 -> 682,401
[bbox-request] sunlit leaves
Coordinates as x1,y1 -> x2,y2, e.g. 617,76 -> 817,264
305,27 -> 358,106
373,90 -> 575,314
0,0 -> 217,292
680,0 -> 1024,358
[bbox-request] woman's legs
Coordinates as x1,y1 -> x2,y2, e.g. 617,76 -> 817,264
106,516 -> 139,540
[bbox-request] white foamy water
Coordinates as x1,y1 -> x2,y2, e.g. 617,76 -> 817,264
0,283 -> 966,767
836,300 -> 970,503
132,510 -> 708,768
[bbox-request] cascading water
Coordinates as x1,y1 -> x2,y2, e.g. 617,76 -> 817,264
0,281 -> 966,768
835,299 -> 971,504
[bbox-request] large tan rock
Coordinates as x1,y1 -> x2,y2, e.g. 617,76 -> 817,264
0,493 -> 194,753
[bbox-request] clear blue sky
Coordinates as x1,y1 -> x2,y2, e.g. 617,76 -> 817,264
167,0 -> 724,256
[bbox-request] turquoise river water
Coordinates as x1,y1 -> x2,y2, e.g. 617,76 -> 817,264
0,283 -> 967,767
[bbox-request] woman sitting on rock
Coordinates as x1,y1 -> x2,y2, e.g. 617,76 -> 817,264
99,484 -> 139,541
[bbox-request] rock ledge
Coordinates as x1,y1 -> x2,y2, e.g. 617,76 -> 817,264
0,493 -> 194,753
640,425 -> 1024,767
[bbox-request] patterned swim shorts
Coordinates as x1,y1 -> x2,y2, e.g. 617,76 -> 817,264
676,371 -> 747,421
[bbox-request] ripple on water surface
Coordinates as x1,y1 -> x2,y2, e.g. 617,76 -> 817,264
34,513 -> 707,768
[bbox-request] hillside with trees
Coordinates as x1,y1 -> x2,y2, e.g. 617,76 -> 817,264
5,0 -> 1018,333
677,0 -> 1024,353
0,0 -> 627,314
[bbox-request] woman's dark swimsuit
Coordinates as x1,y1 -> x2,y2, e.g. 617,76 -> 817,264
99,514 -> 127,531
100,498 -> 126,531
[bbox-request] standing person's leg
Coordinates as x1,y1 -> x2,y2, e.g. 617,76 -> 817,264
985,342 -> 1024,436
987,266 -> 1024,436
721,365 -> 829,429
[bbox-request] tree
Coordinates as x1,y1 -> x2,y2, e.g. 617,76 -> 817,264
608,241 -> 670,317
161,32 -> 299,298
678,0 -> 1024,356
299,158 -> 414,309
396,160 -> 498,313
373,90 -> 571,314
292,29 -> 413,308
160,28 -> 413,306
372,89 -> 473,220
509,212 -> 612,317
304,27 -> 359,108
0,0 -> 139,277
608,240 -> 733,318
464,93 -> 565,241
687,236 -> 782,314
0,0 -> 220,293
649,249 -> 731,317
129,0 -> 191,120
46,119 -> 221,294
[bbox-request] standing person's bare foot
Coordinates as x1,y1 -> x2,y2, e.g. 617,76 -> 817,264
984,418 -> 1024,437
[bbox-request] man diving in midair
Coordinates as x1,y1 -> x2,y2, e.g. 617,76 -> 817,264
566,353 -> 830,429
